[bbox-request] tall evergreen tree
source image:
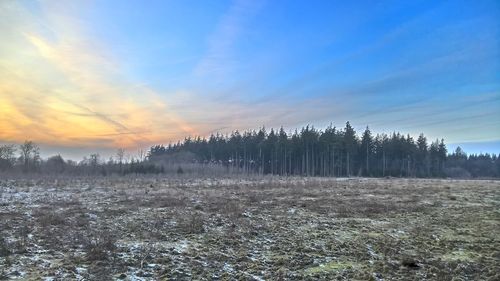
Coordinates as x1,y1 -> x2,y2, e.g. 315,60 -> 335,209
360,127 -> 373,176
343,122 -> 358,177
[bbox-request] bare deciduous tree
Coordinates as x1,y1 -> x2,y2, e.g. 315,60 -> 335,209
116,148 -> 125,164
18,141 -> 40,172
0,144 -> 16,170
116,148 -> 125,174
138,149 -> 145,162
89,153 -> 100,171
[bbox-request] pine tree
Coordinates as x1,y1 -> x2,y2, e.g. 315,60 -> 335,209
360,126 -> 373,176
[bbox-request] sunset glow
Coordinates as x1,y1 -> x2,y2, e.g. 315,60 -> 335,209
1,0 -> 499,158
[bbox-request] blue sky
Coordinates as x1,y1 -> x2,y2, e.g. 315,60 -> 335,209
0,0 -> 499,159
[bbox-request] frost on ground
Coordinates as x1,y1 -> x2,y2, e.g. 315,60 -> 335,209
0,176 -> 499,280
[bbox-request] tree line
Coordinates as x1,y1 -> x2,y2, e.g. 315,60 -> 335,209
0,122 -> 498,178
148,122 -> 500,178
0,141 -> 161,176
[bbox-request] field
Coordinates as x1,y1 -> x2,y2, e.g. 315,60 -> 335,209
0,176 -> 499,280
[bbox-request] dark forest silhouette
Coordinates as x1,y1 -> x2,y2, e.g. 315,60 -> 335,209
1,122 -> 498,178
148,122 -> 499,178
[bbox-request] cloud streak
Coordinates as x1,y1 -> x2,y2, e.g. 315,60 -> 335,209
0,1 -> 198,149
194,0 -> 264,79
0,0 -> 498,158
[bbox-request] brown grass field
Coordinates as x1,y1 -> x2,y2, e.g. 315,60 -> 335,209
0,177 -> 499,280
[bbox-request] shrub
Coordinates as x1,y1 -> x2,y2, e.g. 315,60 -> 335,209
36,211 -> 65,227
178,212 -> 204,234
83,230 -> 116,261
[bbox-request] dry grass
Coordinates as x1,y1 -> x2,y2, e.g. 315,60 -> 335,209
0,235 -> 9,257
0,176 -> 498,280
83,229 -> 117,261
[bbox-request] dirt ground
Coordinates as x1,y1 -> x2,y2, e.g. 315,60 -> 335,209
0,176 -> 499,280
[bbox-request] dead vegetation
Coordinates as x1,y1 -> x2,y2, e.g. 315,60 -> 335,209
0,177 -> 499,280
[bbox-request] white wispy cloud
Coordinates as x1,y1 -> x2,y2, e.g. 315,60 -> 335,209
194,0 -> 265,79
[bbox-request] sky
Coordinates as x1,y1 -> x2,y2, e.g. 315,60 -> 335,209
0,0 -> 499,160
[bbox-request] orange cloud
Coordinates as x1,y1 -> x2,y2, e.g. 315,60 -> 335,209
0,1 -> 198,149
0,1 -> 351,154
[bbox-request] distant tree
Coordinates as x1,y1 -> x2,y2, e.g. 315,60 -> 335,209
444,147 -> 470,178
343,122 -> 358,177
278,127 -> 288,175
0,144 -> 16,171
359,126 -> 373,176
448,147 -> 467,167
116,148 -> 125,164
415,134 -> 429,177
429,139 -> 445,177
438,139 -> 447,173
138,149 -> 146,162
116,148 -> 125,174
256,128 -> 267,175
319,124 -> 336,176
44,155 -> 66,173
454,146 -> 465,156
90,153 -> 100,166
18,141 -> 40,172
